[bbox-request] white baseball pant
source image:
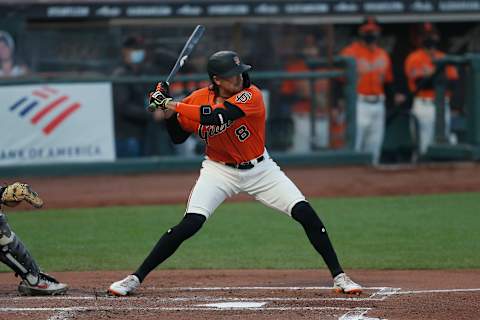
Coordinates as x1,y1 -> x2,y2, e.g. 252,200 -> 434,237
355,95 -> 385,165
186,149 -> 306,218
411,97 -> 451,154
291,113 -> 329,153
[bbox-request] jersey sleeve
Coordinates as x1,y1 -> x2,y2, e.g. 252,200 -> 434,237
340,44 -> 354,57
224,87 -> 264,117
446,65 -> 459,80
404,53 -> 417,79
177,113 -> 199,132
177,94 -> 199,132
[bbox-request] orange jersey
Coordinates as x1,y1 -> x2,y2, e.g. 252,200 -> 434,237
404,48 -> 458,99
340,41 -> 393,95
281,59 -> 330,114
175,85 -> 266,164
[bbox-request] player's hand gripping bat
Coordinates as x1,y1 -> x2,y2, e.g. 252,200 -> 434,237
147,25 -> 205,112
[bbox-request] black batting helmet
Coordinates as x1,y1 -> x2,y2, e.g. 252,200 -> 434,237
207,51 -> 251,78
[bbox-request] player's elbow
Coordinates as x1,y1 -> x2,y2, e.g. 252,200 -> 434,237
169,133 -> 190,144
199,103 -> 245,126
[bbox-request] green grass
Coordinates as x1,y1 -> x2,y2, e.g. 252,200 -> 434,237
1,192 -> 479,272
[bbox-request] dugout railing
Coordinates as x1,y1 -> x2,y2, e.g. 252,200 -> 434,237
1,55 -> 479,177
418,54 -> 480,161
0,59 -> 371,177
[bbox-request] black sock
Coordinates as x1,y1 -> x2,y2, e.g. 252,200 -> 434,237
291,201 -> 343,278
134,213 -> 206,282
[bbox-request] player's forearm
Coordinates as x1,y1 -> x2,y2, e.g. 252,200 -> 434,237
166,102 -> 201,122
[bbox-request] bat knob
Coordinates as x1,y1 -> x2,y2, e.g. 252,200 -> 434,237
146,103 -> 157,112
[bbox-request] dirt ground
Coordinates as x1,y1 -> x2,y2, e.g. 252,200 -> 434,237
1,162 -> 480,319
7,161 -> 480,209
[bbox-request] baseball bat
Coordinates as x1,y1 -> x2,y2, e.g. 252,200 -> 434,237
147,24 -> 205,112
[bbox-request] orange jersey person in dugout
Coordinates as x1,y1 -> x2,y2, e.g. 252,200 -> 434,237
404,23 -> 458,154
340,18 -> 394,164
109,50 -> 362,297
340,21 -> 393,96
281,35 -> 332,152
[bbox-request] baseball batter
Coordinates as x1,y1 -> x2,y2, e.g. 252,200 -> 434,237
108,51 -> 362,296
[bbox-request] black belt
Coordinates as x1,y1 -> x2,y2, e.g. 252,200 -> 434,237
225,156 -> 264,170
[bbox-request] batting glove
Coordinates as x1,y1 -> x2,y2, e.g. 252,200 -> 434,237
155,81 -> 170,96
148,91 -> 173,112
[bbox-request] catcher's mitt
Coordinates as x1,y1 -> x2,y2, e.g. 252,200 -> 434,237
1,182 -> 44,208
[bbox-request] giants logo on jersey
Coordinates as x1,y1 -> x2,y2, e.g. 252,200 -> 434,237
198,120 -> 233,142
235,91 -> 252,103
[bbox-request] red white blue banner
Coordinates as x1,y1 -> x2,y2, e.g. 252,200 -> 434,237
0,82 -> 115,166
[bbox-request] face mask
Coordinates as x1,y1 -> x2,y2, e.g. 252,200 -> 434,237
423,37 -> 438,49
129,50 -> 145,64
362,33 -> 378,45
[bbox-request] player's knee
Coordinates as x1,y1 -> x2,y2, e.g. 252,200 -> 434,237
291,201 -> 325,230
168,213 -> 206,238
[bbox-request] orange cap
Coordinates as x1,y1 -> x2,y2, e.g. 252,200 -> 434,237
359,17 -> 381,34
422,22 -> 439,35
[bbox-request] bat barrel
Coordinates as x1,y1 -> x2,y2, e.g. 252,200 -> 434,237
146,24 -> 204,113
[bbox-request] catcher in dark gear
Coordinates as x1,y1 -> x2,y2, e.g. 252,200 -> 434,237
0,183 -> 68,296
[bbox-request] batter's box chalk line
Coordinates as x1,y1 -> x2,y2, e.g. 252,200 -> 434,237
2,286 -> 479,320
0,286 -> 401,303
339,308 -> 386,320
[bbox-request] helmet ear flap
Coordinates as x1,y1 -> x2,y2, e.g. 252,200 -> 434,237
242,72 -> 251,88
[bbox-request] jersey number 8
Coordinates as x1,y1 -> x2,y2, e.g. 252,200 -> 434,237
235,125 -> 250,142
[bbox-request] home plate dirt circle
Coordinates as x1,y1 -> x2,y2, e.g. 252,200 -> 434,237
0,269 -> 479,319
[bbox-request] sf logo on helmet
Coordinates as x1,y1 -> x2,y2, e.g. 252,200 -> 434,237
235,91 -> 252,103
234,56 -> 240,65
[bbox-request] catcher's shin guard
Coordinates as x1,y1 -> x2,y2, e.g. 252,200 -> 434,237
0,212 -> 41,286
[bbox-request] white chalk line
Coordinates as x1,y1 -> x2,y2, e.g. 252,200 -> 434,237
369,287 -> 401,299
339,308 -> 385,320
1,286 -> 478,303
1,286 -> 478,320
394,288 -> 480,294
0,306 -> 366,312
0,286 -> 389,303
0,295 -> 382,302
144,285 -> 388,291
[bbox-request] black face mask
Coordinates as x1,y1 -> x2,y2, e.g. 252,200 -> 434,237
362,33 -> 378,45
423,37 -> 439,49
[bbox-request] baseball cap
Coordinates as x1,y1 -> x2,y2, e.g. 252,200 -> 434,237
421,22 -> 439,36
207,51 -> 251,78
122,35 -> 144,49
359,17 -> 381,34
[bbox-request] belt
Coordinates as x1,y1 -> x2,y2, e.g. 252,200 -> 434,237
359,95 -> 383,104
415,97 -> 434,102
225,156 -> 264,170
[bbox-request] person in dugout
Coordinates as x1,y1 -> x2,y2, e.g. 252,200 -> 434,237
404,23 -> 459,155
340,17 -> 403,165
